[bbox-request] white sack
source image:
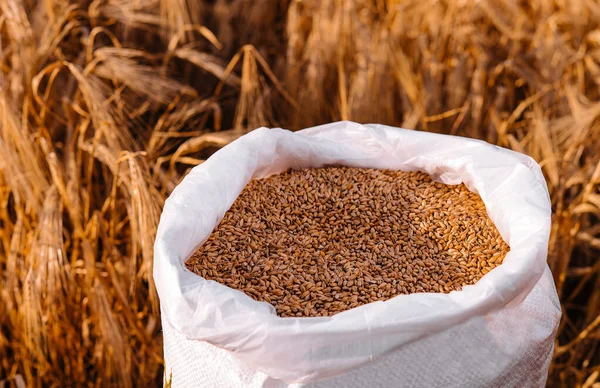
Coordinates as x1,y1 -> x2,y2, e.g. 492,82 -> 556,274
154,121 -> 561,387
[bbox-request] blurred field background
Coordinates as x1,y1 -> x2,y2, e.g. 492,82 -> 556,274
0,0 -> 599,386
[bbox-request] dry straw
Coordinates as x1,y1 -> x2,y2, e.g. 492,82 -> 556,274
0,0 -> 598,386
187,167 -> 509,317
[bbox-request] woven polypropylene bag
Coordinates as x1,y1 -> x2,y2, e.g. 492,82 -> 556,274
154,121 -> 561,388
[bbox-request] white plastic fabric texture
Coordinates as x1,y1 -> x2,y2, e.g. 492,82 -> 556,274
154,121 -> 561,387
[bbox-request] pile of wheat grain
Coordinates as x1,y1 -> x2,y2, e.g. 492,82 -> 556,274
186,167 -> 509,317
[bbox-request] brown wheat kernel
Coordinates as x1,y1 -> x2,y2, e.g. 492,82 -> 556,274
185,167 -> 510,317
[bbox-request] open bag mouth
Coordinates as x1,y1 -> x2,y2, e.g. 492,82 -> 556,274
154,121 -> 555,383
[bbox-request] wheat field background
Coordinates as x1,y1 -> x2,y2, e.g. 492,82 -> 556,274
0,0 -> 598,386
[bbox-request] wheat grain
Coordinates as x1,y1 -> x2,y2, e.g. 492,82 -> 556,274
186,167 -> 509,317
